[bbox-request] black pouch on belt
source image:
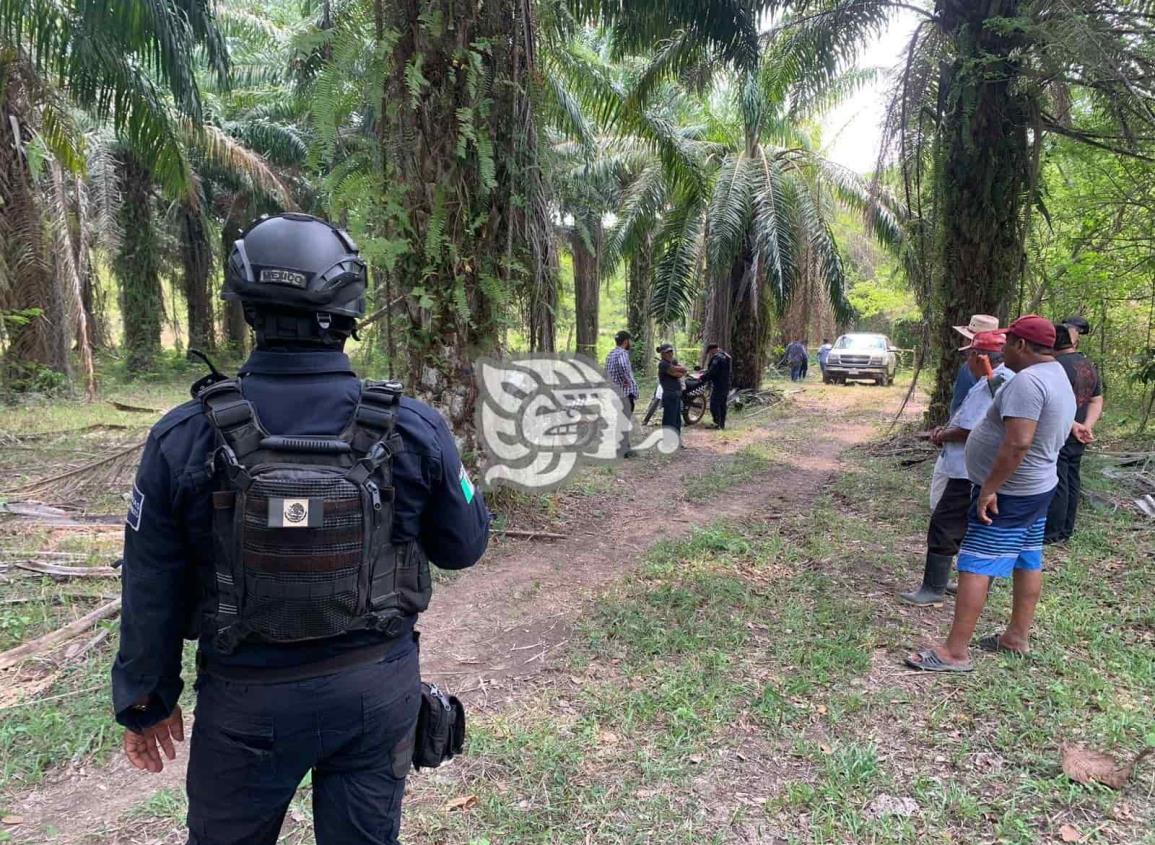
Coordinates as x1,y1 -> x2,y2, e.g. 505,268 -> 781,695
412,682 -> 465,769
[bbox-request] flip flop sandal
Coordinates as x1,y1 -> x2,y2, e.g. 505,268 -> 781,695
904,648 -> 973,673
976,632 -> 1028,656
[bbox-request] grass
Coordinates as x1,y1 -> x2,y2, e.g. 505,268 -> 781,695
398,413 -> 1155,844
0,373 -> 193,807
3,374 -> 1153,844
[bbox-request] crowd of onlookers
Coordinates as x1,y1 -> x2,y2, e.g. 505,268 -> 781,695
604,314 -> 1105,675
903,313 -> 1103,672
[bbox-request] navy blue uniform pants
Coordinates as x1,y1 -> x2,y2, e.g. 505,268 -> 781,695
661,391 -> 683,432
709,381 -> 729,429
186,646 -> 420,845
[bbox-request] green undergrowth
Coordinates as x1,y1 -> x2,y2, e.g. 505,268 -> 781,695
401,449 -> 1154,844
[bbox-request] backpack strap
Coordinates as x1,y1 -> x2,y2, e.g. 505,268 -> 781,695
344,380 -> 404,485
198,378 -> 268,489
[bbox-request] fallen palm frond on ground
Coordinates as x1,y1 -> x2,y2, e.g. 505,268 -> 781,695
0,440 -> 145,505
0,598 -> 121,671
861,430 -> 938,464
1095,452 -> 1155,519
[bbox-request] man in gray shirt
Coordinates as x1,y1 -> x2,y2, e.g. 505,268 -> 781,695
907,315 -> 1076,672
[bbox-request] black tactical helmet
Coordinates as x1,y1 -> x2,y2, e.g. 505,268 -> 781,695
223,213 -> 367,319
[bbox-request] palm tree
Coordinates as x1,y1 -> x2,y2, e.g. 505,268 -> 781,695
881,0 -> 1155,420
0,0 -> 228,384
580,0 -> 1155,413
600,62 -> 900,388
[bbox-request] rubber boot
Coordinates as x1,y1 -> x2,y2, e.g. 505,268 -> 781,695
898,553 -> 952,606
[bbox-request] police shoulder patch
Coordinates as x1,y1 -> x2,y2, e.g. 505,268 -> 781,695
127,483 -> 145,531
459,465 -> 475,503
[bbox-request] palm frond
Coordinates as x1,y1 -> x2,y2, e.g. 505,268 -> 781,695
760,0 -> 891,116
794,180 -> 852,321
537,68 -> 596,149
603,161 -> 667,272
566,0 -> 763,71
650,190 -> 705,324
748,146 -> 797,302
705,151 -> 754,279
813,157 -> 903,250
188,121 -> 294,208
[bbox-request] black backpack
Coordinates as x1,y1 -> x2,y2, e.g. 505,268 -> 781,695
198,378 -> 431,654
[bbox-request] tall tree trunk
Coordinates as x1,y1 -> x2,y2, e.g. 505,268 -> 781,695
571,215 -> 601,361
115,152 -> 163,373
48,163 -> 96,399
221,203 -> 249,352
626,234 -> 654,374
927,0 -> 1030,423
180,204 -> 215,353
385,0 -> 546,440
727,239 -> 765,390
0,62 -> 71,386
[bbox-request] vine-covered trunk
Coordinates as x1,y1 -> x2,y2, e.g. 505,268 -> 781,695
115,152 -> 163,373
181,205 -> 215,353
626,234 -> 653,374
571,216 -> 601,361
0,60 -> 71,386
385,0 -> 549,442
928,0 -> 1031,423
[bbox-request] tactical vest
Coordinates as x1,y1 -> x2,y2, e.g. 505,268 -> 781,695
198,378 -> 431,654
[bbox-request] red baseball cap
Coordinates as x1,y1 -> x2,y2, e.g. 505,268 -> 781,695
1006,314 -> 1056,348
959,330 -> 1006,353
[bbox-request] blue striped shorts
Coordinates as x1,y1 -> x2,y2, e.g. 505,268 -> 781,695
956,485 -> 1056,578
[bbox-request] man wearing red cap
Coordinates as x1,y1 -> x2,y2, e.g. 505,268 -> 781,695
907,316 -> 1076,671
899,331 -> 1013,606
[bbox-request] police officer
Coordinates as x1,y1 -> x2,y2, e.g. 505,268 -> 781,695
698,343 -> 732,429
111,213 -> 490,845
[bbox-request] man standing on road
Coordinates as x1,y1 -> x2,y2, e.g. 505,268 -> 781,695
1045,319 -> 1103,544
111,214 -> 490,844
698,343 -> 732,430
605,330 -> 639,458
817,338 -> 833,380
657,343 -> 687,442
906,316 -> 1075,671
899,331 -> 1012,606
785,339 -> 808,382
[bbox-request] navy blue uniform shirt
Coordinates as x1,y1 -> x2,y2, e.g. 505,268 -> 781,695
700,350 -> 732,387
111,348 -> 490,731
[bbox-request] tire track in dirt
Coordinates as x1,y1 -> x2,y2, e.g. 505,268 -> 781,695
7,384 -> 916,844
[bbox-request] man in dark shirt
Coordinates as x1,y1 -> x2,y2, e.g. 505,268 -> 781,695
698,343 -> 732,429
111,214 -> 490,845
1044,319 -> 1104,543
657,343 -> 687,441
785,340 -> 808,381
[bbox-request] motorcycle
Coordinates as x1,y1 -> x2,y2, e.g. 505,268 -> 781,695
641,373 -> 710,427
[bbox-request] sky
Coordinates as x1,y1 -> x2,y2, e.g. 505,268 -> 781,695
819,8 -> 924,174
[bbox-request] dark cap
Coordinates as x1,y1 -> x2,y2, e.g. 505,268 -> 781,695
656,343 -> 674,353
1053,322 -> 1075,350
1062,316 -> 1091,335
1007,314 -> 1056,348
615,330 -> 631,344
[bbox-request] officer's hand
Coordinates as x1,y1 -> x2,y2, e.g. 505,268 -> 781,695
124,705 -> 184,773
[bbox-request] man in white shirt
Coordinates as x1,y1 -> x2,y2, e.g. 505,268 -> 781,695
899,331 -> 1012,606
